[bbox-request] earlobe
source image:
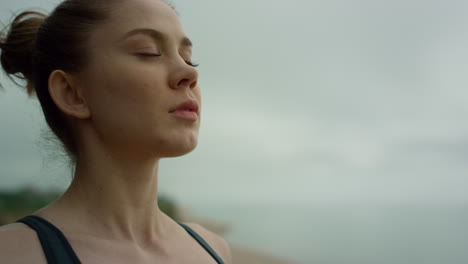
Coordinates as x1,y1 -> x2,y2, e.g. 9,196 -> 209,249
48,70 -> 91,119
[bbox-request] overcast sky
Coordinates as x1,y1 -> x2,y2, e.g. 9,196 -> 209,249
1,0 -> 467,207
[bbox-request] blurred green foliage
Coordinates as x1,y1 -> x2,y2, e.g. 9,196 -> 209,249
0,187 -> 179,225
0,188 -> 59,213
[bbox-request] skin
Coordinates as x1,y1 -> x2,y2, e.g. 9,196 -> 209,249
0,0 -> 232,263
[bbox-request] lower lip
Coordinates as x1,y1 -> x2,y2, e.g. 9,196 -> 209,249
170,110 -> 199,121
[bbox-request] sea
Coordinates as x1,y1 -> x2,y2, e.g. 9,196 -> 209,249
190,202 -> 468,264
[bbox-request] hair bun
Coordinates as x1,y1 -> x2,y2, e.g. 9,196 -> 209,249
0,11 -> 47,95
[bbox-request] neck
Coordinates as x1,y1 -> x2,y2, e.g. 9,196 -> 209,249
44,138 -> 172,246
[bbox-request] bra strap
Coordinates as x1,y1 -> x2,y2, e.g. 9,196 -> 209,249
17,215 -> 81,264
178,222 -> 225,264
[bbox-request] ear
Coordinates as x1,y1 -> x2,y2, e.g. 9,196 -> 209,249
48,70 -> 90,119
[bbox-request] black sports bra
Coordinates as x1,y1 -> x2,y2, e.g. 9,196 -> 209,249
17,215 -> 225,264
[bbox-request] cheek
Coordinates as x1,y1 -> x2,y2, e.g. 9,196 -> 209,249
102,61 -> 158,101
83,56 -> 166,131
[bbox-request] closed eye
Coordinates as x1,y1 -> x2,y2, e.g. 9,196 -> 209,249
136,53 -> 198,67
185,61 -> 199,67
137,53 -> 161,57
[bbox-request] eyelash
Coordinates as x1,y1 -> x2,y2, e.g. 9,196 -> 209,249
186,61 -> 199,68
137,53 -> 199,68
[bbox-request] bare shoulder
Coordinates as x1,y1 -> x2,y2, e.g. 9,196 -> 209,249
185,222 -> 233,264
0,223 -> 47,264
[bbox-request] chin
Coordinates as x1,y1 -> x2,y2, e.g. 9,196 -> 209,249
156,137 -> 199,158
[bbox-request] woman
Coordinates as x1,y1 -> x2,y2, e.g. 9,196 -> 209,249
0,0 -> 232,263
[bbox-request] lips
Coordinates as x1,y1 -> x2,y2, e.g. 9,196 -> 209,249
169,99 -> 200,121
169,99 -> 199,114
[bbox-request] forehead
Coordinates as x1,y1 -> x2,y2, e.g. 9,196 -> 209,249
92,0 -> 185,44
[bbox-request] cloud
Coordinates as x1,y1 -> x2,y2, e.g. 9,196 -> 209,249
1,0 -> 468,206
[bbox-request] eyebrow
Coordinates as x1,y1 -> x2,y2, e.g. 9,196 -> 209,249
121,28 -> 193,47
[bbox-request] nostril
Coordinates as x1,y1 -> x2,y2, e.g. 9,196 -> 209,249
177,79 -> 189,87
176,79 -> 197,89
189,81 -> 197,89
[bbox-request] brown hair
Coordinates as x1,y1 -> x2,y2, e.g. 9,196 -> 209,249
0,0 -> 119,160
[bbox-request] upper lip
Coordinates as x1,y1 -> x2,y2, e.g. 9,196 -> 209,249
169,99 -> 199,114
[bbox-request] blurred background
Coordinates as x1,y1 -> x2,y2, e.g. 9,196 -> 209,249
1,0 -> 468,263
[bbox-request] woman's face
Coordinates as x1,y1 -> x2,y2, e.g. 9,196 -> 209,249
77,0 -> 201,157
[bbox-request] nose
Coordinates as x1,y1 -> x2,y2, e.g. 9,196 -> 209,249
169,60 -> 198,90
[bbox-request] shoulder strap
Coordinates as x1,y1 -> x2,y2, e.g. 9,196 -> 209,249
16,216 -> 223,264
178,222 -> 225,264
16,215 -> 81,264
